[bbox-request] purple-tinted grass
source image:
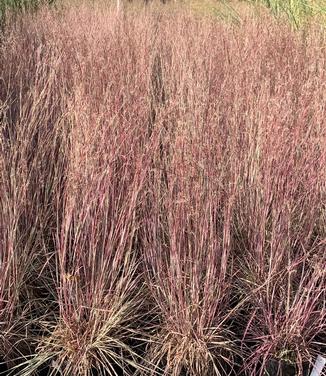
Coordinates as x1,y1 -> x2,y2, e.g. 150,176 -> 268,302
0,19 -> 68,364
0,3 -> 325,376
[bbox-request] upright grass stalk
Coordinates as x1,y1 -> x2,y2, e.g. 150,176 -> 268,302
0,4 -> 325,376
0,18 -> 68,366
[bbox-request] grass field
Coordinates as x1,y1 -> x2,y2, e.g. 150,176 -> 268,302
0,1 -> 325,375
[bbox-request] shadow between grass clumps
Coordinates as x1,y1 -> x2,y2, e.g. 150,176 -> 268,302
0,359 -> 8,376
264,359 -> 311,376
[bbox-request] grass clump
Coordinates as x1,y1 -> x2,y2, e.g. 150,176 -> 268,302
0,2 -> 325,376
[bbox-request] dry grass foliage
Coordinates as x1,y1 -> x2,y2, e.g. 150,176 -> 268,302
0,3 -> 325,375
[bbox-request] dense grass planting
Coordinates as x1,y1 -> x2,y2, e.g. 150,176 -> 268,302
0,0 -> 55,29
0,3 -> 325,376
251,0 -> 326,26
